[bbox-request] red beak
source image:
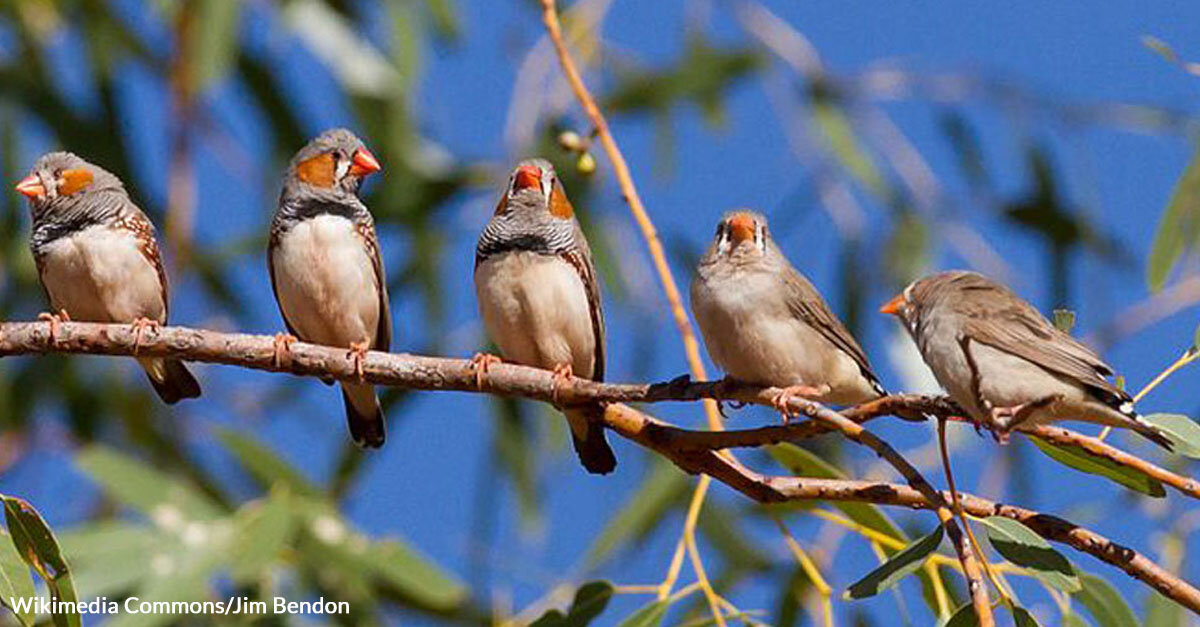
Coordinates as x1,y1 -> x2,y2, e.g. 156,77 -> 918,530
513,165 -> 542,191
15,174 -> 44,198
879,294 -> 906,315
349,148 -> 381,176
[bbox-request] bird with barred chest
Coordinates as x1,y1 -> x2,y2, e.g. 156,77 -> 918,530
17,152 -> 201,404
690,211 -> 886,419
881,270 -> 1172,449
473,158 -> 617,474
269,128 -> 391,449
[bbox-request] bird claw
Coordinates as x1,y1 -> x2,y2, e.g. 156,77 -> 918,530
469,352 -> 502,390
551,363 -> 574,406
37,310 -> 69,346
273,333 -> 297,369
129,317 -> 160,355
347,341 -> 370,381
771,384 -> 827,424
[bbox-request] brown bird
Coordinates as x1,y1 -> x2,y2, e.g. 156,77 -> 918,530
881,270 -> 1171,449
474,159 -> 616,474
269,128 -> 390,449
18,152 -> 201,403
691,210 -> 885,417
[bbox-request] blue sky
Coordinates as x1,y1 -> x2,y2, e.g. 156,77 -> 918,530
4,1 -> 1200,625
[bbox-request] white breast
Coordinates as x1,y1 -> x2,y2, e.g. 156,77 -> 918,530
271,214 -> 380,348
39,224 -> 165,323
474,251 -> 597,378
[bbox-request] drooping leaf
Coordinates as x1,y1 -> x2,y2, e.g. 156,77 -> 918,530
1140,414 -> 1200,458
1014,606 -> 1042,627
530,581 -> 615,627
0,526 -> 34,626
57,521 -> 159,598
2,497 -> 80,627
944,602 -> 979,627
362,539 -> 468,611
1029,437 -> 1165,497
1063,612 -> 1094,627
215,428 -> 321,497
1147,143 -> 1200,291
586,459 -> 688,567
615,599 -> 669,627
770,444 -> 905,539
845,526 -> 943,599
1077,573 -> 1139,627
229,489 -> 296,585
75,446 -> 225,521
979,517 -> 1080,593
189,0 -> 240,89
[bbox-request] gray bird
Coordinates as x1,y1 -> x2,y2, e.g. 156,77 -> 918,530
17,152 -> 201,404
881,270 -> 1171,449
691,210 -> 885,417
474,158 -> 616,474
269,128 -> 390,449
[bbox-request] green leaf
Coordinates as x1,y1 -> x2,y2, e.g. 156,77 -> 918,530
771,444 -> 906,540
229,489 -> 295,584
979,516 -> 1080,593
1029,437 -> 1165,497
76,446 -> 224,521
57,521 -> 159,598
1147,143 -> 1200,291
615,600 -> 668,627
190,0 -> 240,88
1053,309 -> 1077,333
1140,413 -> 1200,458
0,526 -> 35,626
944,602 -> 979,627
530,610 -> 567,627
529,581 -> 614,627
1145,589 -> 1183,627
2,497 -> 80,627
215,428 -> 321,497
845,526 -> 943,599
1192,321 -> 1200,352
1077,573 -> 1139,627
362,539 -> 468,611
1014,606 -> 1042,627
586,459 -> 688,567
1063,613 -> 1094,627
812,100 -> 888,199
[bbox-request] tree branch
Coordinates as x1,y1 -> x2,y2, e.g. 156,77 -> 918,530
3,320 -> 1199,614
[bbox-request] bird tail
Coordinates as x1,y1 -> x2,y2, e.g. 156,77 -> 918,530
565,406 -> 616,475
341,382 -> 386,449
139,357 -> 201,404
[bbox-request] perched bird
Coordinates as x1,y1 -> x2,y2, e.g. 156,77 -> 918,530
269,128 -> 390,449
17,152 -> 201,404
881,270 -> 1171,449
691,210 -> 885,418
474,158 -> 616,474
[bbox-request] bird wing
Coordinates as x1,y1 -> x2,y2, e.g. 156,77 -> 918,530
118,209 -> 170,319
356,218 -> 392,352
561,220 -> 605,382
783,267 -> 884,391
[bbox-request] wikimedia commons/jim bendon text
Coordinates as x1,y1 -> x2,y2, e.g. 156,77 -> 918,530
8,596 -> 351,616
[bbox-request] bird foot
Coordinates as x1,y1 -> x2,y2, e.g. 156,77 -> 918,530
37,310 -> 69,346
469,352 -> 502,390
129,317 -> 160,354
771,384 -> 829,424
273,333 -> 297,369
551,363 -> 574,406
347,341 -> 370,381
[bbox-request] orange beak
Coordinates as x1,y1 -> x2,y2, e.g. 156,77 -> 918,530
727,213 -> 756,243
15,174 -> 44,198
349,147 -> 381,177
879,293 -> 906,315
513,165 -> 542,191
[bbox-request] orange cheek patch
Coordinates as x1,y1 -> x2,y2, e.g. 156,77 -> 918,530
296,153 -> 336,188
549,185 -> 574,219
58,169 -> 94,196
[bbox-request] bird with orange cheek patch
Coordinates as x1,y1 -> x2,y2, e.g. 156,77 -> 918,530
690,210 -> 885,420
268,128 -> 392,449
19,151 -> 201,404
473,158 -> 616,474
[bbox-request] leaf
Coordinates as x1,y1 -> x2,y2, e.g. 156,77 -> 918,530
229,489 -> 295,584
1147,143 -> 1200,292
1053,309 -> 1077,333
362,539 -> 468,611
57,521 -> 159,598
1029,437 -> 1165,497
586,460 -> 689,567
190,0 -> 240,88
75,446 -> 225,521
1145,589 -> 1183,627
529,581 -> 614,627
215,428 -> 321,497
771,444 -> 905,540
944,602 -> 979,627
1063,613 -> 1094,627
615,600 -> 668,627
978,517 -> 1080,593
1140,413 -> 1200,458
812,100 -> 888,199
2,497 -> 80,627
845,526 -> 943,599
0,526 -> 34,626
1077,573 -> 1139,627
1014,606 -> 1042,627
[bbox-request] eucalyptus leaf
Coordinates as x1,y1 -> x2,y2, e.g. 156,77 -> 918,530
1014,606 -> 1042,627
615,599 -> 668,627
943,602 -> 978,627
362,539 -> 468,611
215,428 -> 321,497
2,497 -> 80,627
229,490 -> 296,585
586,459 -> 688,567
1077,573 -> 1139,627
75,446 -> 224,521
979,516 -> 1080,592
1147,143 -> 1200,292
845,526 -> 943,599
1029,437 -> 1165,497
771,444 -> 905,540
1140,413 -> 1200,458
0,526 -> 34,626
